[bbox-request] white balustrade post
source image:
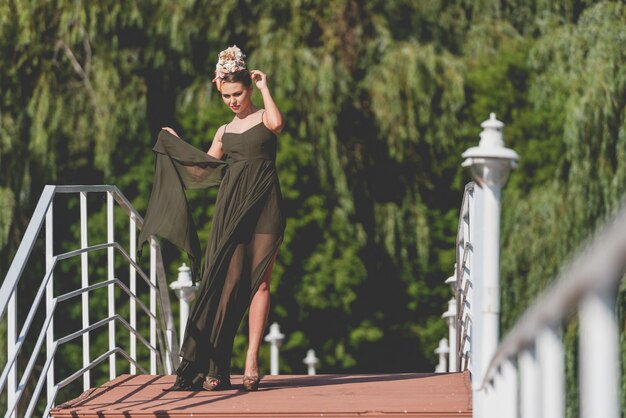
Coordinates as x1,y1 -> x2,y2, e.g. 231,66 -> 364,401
107,192 -> 116,379
170,263 -> 197,350
434,338 -> 449,373
80,192 -> 91,388
462,113 -> 517,383
45,200 -> 55,407
149,237 -> 157,374
497,359 -> 518,418
129,213 -> 137,374
482,381 -> 497,418
519,345 -> 541,418
442,298 -> 457,372
468,183 -> 482,381
303,349 -> 319,375
579,288 -> 619,418
538,326 -> 564,418
264,322 -> 285,375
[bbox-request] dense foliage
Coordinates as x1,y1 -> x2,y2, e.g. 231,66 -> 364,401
1,1 -> 624,416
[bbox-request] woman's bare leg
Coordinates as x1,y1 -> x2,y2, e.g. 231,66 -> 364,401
245,254 -> 276,377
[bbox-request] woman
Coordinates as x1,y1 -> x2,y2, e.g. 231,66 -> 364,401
139,46 -> 285,392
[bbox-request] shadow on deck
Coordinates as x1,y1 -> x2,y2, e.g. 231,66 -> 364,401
51,371 -> 472,417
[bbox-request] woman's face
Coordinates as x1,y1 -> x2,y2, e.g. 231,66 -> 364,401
220,82 -> 252,114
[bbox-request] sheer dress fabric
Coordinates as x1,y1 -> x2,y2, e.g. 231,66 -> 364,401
138,119 -> 285,384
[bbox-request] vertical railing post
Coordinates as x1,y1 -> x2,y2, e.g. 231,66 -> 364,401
469,185 -> 480,372
482,381 -> 497,418
497,359 -> 518,418
149,237 -> 157,374
45,199 -> 55,408
478,176 -> 504,376
470,184 -> 485,418
519,345 -> 540,418
129,212 -> 137,374
264,322 -> 285,375
107,191 -> 116,379
579,287 -> 619,418
538,326 -> 564,418
80,192 -> 91,389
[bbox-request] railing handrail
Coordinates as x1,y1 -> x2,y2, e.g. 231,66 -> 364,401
481,202 -> 626,388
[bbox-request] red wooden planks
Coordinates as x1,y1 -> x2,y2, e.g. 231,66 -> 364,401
51,372 -> 472,417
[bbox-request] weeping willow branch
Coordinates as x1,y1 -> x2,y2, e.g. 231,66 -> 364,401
56,38 -> 104,119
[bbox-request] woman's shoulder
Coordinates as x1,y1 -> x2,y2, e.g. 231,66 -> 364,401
214,124 -> 228,141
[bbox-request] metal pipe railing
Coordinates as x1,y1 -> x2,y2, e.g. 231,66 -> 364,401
441,181 -> 476,373
479,203 -> 626,418
0,185 -> 178,417
449,183 -> 623,418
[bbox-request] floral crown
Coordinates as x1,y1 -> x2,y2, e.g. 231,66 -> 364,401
212,45 -> 247,83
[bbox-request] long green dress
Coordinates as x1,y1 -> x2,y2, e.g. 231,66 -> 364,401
138,119 -> 285,389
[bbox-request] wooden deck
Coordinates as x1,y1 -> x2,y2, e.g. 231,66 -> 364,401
51,372 -> 472,417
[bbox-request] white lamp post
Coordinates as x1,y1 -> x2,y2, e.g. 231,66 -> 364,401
462,113 -> 518,415
303,349 -> 319,375
264,322 -> 285,375
169,263 -> 197,345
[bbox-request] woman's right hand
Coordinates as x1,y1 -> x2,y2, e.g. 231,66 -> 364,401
161,127 -> 179,137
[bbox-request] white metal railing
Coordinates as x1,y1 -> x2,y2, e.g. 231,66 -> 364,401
477,203 -> 625,418
447,181 -> 624,417
454,181 -> 477,372
0,185 -> 179,418
438,181 -> 478,374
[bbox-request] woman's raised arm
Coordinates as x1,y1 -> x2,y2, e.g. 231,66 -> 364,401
250,70 -> 284,134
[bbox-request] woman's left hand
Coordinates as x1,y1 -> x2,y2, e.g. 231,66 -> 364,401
250,70 -> 268,90
161,127 -> 180,137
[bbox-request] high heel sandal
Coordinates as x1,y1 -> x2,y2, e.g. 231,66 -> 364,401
163,374 -> 204,391
203,375 -> 232,391
242,375 -> 260,391
163,361 -> 204,391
